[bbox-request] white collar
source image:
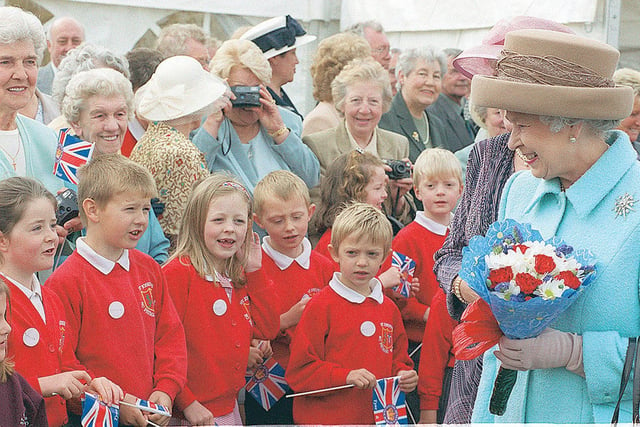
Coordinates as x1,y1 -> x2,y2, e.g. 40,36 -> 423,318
128,118 -> 146,140
329,272 -> 384,304
262,236 -> 312,270
2,273 -> 42,300
346,123 -> 378,155
76,237 -> 130,275
414,211 -> 450,236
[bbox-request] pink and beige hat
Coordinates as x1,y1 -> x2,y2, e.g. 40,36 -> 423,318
471,29 -> 634,120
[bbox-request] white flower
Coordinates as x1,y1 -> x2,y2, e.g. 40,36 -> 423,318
534,279 -> 567,300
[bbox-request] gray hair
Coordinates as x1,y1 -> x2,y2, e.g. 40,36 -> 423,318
61,68 -> 134,124
155,23 -> 208,58
0,7 -> 46,63
346,20 -> 384,37
396,47 -> 447,90
613,68 -> 640,97
539,115 -> 619,136
331,57 -> 392,114
52,43 -> 129,106
443,47 -> 463,60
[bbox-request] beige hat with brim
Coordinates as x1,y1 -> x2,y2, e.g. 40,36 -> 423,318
471,29 -> 634,120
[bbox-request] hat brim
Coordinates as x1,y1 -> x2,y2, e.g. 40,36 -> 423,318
262,34 -> 316,59
136,76 -> 228,122
453,45 -> 503,79
471,75 -> 634,120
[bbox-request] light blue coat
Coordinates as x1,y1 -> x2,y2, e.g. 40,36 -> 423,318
0,114 -> 64,194
191,107 -> 320,193
473,131 -> 640,423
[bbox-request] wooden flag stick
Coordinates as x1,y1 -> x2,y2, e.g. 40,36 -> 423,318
286,376 -> 402,398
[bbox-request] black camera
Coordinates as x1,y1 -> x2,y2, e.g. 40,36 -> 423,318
384,159 -> 412,180
55,188 -> 79,226
230,85 -> 261,108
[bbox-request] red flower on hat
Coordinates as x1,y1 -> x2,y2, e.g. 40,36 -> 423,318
514,272 -> 542,294
534,254 -> 555,274
554,271 -> 581,289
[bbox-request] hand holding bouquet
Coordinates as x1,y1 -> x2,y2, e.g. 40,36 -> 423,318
452,219 -> 596,415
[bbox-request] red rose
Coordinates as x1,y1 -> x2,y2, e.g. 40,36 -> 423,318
488,266 -> 513,286
534,254 -> 556,274
554,271 -> 581,289
514,272 -> 542,294
512,244 -> 529,254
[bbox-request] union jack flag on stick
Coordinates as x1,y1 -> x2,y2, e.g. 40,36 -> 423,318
118,398 -> 171,417
391,251 -> 415,298
53,128 -> 94,185
245,357 -> 290,411
372,376 -> 408,426
81,392 -> 119,427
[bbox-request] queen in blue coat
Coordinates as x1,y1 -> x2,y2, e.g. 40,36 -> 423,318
467,28 -> 639,423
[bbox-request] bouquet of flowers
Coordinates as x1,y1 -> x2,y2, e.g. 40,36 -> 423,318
452,219 -> 597,415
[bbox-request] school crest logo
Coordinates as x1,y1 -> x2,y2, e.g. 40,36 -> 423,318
138,282 -> 155,317
379,322 -> 394,354
239,295 -> 253,326
58,320 -> 66,353
304,287 -> 322,298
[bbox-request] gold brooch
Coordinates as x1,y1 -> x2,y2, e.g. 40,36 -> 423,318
412,131 -> 419,141
613,193 -> 636,218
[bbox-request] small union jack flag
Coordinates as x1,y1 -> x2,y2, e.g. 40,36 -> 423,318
133,398 -> 171,417
372,377 -> 408,426
53,128 -> 94,185
245,357 -> 290,411
81,392 -> 119,427
391,251 -> 415,298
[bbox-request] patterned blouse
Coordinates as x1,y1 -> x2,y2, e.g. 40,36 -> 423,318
130,122 -> 209,239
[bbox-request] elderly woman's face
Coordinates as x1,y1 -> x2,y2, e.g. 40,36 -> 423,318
618,95 -> 640,142
506,111 -> 577,182
0,40 -> 37,117
341,80 -> 384,141
225,66 -> 262,127
72,95 -> 128,156
485,108 -> 507,138
400,59 -> 441,109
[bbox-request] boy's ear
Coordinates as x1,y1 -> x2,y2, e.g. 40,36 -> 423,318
327,243 -> 340,264
0,232 -> 9,253
82,198 -> 100,223
252,212 -> 264,229
307,203 -> 316,220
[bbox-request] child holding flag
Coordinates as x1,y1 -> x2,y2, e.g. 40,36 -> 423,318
286,202 -> 417,425
390,148 -> 463,417
163,174 -> 279,425
46,155 -> 187,426
0,177 -> 122,426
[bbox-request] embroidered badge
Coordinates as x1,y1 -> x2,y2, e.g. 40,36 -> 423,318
58,320 -> 66,353
613,193 -> 636,218
139,282 -> 155,317
304,287 -> 322,299
240,295 -> 253,326
379,322 -> 394,354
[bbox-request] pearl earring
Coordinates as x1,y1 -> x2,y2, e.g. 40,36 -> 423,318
569,136 -> 577,143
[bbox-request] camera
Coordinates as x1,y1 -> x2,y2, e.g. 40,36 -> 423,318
55,188 -> 79,226
384,159 -> 412,180
230,86 -> 261,108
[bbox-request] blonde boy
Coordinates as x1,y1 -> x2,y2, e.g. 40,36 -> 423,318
46,154 -> 187,426
391,147 -> 462,422
250,170 -> 335,423
286,202 -> 417,425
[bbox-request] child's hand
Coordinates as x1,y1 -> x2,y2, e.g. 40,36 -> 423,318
378,266 -> 402,289
247,343 -> 265,369
280,296 -> 310,330
422,306 -> 431,323
244,231 -> 262,273
183,400 -> 215,426
38,370 -> 91,399
119,393 -> 147,426
410,277 -> 420,297
147,390 -> 172,426
346,368 -> 377,389
86,376 -> 123,405
252,339 -> 273,360
397,369 -> 418,393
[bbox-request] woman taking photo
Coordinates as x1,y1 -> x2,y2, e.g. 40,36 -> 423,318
468,28 -> 638,423
192,39 -> 320,195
